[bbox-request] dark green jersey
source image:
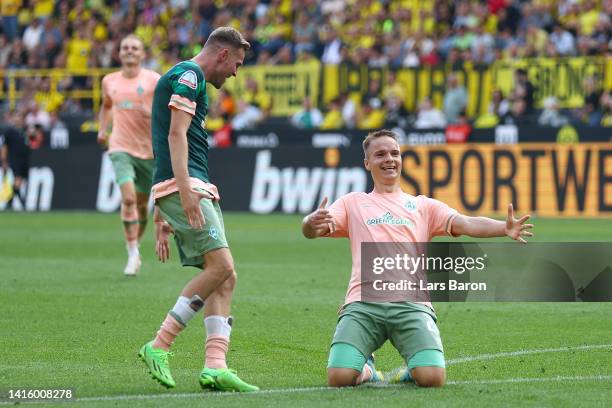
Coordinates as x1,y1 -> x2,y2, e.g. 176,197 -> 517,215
152,60 -> 210,185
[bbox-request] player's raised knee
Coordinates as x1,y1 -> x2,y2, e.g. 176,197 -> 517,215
205,249 -> 235,280
327,368 -> 358,387
411,367 -> 446,387
219,270 -> 237,292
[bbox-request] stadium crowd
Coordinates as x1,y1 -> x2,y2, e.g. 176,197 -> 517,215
0,0 -> 611,130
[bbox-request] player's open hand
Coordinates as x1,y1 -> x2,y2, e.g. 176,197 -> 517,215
180,189 -> 212,230
306,197 -> 334,236
505,203 -> 534,244
155,220 -> 173,262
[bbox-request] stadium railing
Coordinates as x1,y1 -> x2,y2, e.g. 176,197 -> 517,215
0,68 -> 114,112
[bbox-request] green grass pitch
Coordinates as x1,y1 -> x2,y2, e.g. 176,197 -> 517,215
1,213 -> 611,407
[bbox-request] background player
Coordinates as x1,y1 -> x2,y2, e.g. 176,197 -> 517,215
97,34 -> 160,276
0,111 -> 31,208
302,129 -> 534,388
138,27 -> 258,392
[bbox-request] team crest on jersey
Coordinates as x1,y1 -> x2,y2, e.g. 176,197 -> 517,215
404,199 -> 417,212
209,226 -> 219,240
178,70 -> 198,89
136,84 -> 144,95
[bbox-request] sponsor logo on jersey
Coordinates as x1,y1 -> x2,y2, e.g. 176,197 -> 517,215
404,199 -> 417,212
118,100 -> 134,109
366,211 -> 414,227
178,70 -> 198,89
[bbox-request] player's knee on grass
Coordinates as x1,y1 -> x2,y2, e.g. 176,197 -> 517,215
411,367 -> 446,387
406,349 -> 446,387
327,368 -> 360,387
327,343 -> 367,387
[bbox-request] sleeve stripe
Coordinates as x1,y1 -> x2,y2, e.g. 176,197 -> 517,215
169,99 -> 196,111
169,94 -> 196,109
168,102 -> 195,116
168,94 -> 196,115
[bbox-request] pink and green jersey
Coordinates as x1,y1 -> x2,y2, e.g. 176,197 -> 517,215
102,69 -> 160,159
326,190 -> 458,307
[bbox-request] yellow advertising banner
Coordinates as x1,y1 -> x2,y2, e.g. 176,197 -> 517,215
491,57 -> 609,109
400,143 -> 612,217
322,57 -> 610,116
209,61 -> 321,116
322,64 -> 491,117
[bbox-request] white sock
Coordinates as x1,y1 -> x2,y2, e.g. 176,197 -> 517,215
127,240 -> 139,257
169,295 -> 203,326
204,315 -> 232,338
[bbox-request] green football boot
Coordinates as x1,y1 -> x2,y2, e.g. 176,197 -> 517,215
199,367 -> 259,392
138,341 -> 176,388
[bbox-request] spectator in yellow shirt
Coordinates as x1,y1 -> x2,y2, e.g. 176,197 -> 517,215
244,76 -> 273,119
320,98 -> 344,129
579,0 -> 601,36
66,26 -> 92,72
357,98 -> 386,129
35,78 -> 65,113
33,0 -> 54,20
1,0 -> 21,40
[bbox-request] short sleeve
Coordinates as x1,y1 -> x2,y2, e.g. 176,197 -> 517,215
327,196 -> 349,238
168,65 -> 202,116
421,196 -> 458,238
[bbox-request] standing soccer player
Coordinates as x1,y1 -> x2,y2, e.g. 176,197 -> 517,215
0,111 -> 30,208
138,27 -> 258,392
302,129 -> 534,388
98,35 -> 161,276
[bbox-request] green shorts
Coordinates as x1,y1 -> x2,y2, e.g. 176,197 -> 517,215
108,152 -> 154,193
157,189 -> 228,268
329,302 -> 444,367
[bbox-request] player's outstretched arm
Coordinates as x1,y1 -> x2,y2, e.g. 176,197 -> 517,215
451,204 -> 534,243
302,197 -> 334,239
97,79 -> 113,146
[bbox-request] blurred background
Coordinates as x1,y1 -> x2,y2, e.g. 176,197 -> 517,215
0,0 -> 610,217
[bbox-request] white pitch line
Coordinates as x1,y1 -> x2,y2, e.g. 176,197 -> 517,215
446,375 -> 612,386
2,344 -> 611,405
446,343 -> 612,365
3,376 -> 610,405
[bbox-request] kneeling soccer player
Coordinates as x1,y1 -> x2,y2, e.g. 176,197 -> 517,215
301,129 -> 533,387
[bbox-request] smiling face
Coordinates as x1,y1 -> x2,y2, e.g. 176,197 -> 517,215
119,36 -> 145,67
364,135 -> 402,186
208,46 -> 245,89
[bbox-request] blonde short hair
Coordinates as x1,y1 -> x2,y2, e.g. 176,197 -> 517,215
205,27 -> 250,51
362,129 -> 399,157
